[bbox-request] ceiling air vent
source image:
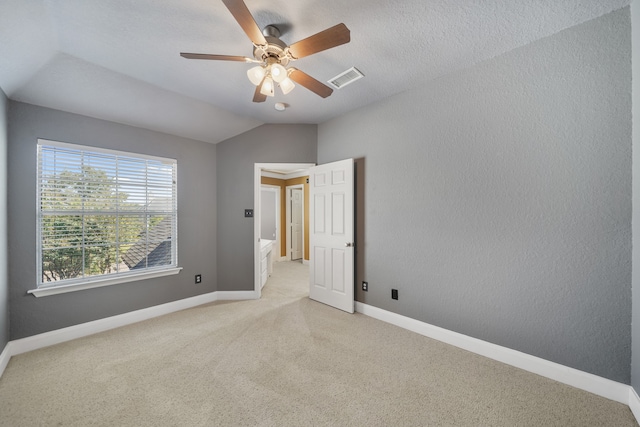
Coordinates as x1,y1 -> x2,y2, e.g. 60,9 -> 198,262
328,67 -> 364,89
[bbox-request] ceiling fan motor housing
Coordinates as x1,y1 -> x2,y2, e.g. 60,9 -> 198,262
253,26 -> 290,66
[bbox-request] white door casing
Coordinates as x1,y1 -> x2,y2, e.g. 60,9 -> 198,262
309,159 -> 355,313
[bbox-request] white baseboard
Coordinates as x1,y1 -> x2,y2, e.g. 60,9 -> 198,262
216,291 -> 258,300
629,387 -> 640,421
302,259 -> 309,266
0,290 -> 257,378
355,302 -> 631,406
0,342 -> 11,377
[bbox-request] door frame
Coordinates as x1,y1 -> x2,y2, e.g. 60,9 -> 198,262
286,184 -> 305,261
254,163 -> 315,298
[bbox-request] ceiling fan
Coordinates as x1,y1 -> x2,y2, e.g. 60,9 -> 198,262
180,0 -> 350,103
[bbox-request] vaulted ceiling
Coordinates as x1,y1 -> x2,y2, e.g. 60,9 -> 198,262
0,0 -> 629,143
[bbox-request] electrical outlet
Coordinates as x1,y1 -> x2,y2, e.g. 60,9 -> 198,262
362,281 -> 368,292
244,209 -> 253,218
195,274 -> 202,284
392,289 -> 398,300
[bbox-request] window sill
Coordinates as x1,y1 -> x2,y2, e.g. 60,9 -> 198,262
28,267 -> 183,298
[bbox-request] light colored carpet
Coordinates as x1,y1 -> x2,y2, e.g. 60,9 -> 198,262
0,261 -> 637,426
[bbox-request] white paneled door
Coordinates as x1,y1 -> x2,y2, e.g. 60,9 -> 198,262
309,159 -> 354,313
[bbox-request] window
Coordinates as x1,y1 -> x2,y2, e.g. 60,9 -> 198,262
36,139 -> 178,293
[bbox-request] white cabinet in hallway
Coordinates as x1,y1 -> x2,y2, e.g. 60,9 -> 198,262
260,239 -> 274,288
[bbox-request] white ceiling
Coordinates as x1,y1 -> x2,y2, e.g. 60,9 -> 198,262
0,0 -> 629,144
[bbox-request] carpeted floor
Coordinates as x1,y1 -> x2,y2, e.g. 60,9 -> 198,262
0,261 -> 637,426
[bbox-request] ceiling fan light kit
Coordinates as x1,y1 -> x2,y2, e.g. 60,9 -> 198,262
247,66 -> 266,85
279,76 -> 295,95
247,61 -> 295,97
180,0 -> 351,103
259,77 -> 275,97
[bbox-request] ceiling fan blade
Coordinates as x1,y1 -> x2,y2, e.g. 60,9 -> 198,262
222,0 -> 267,46
288,68 -> 333,98
287,23 -> 350,59
180,53 -> 254,62
253,81 -> 267,103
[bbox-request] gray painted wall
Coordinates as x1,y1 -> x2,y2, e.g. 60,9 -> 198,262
318,9 -> 631,383
216,124 -> 316,291
8,102 -> 218,339
0,89 -> 8,349
632,1 -> 640,394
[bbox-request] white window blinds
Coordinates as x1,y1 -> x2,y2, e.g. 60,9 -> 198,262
37,139 -> 177,287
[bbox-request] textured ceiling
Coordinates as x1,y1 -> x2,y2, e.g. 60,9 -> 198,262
0,0 -> 629,144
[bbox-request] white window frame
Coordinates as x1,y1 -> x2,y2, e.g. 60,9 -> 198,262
30,139 -> 181,297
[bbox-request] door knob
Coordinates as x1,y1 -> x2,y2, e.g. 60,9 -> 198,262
345,242 -> 355,247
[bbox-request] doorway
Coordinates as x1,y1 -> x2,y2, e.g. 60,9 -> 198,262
254,163 -> 314,298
